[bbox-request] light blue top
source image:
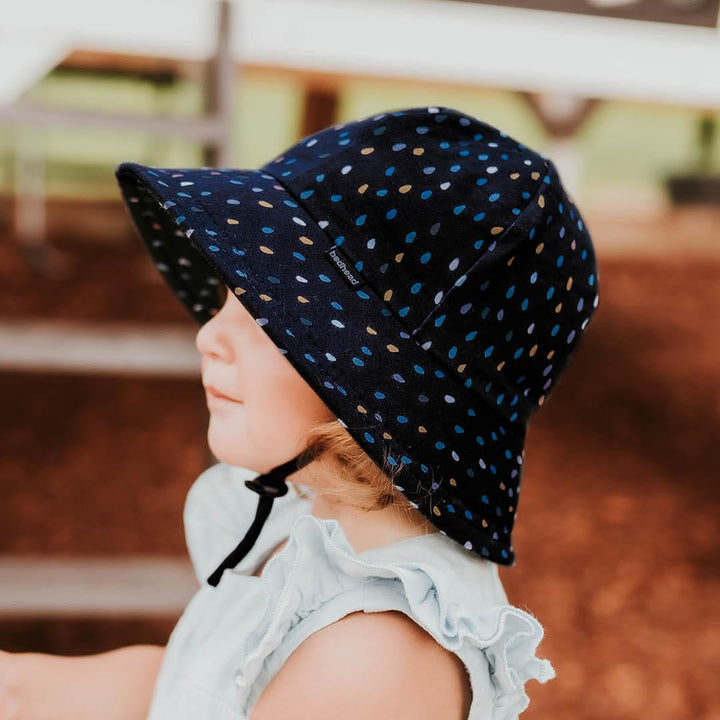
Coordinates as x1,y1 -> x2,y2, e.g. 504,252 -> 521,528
146,462 -> 556,720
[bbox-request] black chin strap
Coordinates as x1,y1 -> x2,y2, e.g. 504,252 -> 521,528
206,453 -> 311,587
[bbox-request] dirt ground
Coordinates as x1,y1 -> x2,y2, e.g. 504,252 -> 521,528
0,199 -> 718,720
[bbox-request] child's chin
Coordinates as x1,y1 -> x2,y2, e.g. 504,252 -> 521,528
206,425 -> 246,467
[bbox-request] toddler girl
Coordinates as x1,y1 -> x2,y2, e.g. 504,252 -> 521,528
1,104 -> 599,720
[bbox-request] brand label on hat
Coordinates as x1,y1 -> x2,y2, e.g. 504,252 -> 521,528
324,244 -> 367,289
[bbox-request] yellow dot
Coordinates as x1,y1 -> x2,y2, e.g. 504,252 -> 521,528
538,395 -> 545,406
358,183 -> 369,194
547,350 -> 555,359
499,482 -> 506,490
538,194 -> 545,209
535,243 -> 544,254
449,477 -> 457,486
383,432 -> 393,440
366,326 -> 378,335
531,171 -> 540,180
510,172 -> 520,180
259,293 -> 272,302
433,505 -> 441,516
497,361 -> 505,371
395,252 -> 404,263
258,200 -> 273,208
234,287 -> 246,296
566,277 -> 574,291
413,147 -> 424,156
399,184 -> 412,194
529,344 -> 538,357
360,147 -> 375,155
226,218 -> 239,225
482,519 -> 488,528
457,363 -> 466,373
418,426 -> 427,434
299,235 -> 313,245
386,344 -> 399,353
555,303 -> 562,313
384,289 -> 393,301
507,256 -> 515,266
357,405 -> 368,414
508,505 -> 514,512
260,246 -> 274,254
298,296 -> 309,304
491,226 -> 504,235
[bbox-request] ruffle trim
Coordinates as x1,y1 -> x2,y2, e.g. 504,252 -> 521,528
233,514 -> 555,719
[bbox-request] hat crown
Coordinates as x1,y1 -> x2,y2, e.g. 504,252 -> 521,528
260,106 -> 599,422
115,104 -> 601,565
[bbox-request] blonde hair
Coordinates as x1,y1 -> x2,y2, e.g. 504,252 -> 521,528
295,419 -> 415,513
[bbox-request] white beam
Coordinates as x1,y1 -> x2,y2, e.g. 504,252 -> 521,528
0,321 -> 200,377
2,0 -> 720,108
0,557 -> 199,617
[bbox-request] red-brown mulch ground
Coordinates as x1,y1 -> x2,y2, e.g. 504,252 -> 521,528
0,201 -> 718,719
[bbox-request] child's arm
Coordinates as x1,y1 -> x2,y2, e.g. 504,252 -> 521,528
0,644 -> 164,720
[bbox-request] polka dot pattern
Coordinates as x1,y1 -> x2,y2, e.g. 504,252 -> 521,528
114,105 -> 600,567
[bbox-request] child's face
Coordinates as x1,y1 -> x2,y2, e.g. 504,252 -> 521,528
196,284 -> 336,473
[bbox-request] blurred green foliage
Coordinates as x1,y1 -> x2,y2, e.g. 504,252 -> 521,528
0,67 -> 718,200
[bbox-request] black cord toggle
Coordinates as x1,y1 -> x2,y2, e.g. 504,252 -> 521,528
205,453 -> 311,587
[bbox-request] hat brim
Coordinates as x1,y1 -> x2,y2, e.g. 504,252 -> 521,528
115,161 -> 524,564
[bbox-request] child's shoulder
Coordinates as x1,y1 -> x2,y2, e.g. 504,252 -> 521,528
236,512 -> 556,720
249,608 -> 472,720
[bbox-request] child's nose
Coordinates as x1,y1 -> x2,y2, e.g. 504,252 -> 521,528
195,304 -> 234,363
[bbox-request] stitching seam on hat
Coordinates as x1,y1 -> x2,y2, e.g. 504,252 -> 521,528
409,159 -> 551,416
413,158 -> 551,337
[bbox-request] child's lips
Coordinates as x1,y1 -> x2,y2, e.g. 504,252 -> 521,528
204,384 -> 242,403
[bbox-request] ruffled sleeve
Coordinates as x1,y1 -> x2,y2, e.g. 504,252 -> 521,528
182,461 -> 312,585
233,513 -> 555,720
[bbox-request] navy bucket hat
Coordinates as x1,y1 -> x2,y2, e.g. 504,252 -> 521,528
115,105 -> 600,586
